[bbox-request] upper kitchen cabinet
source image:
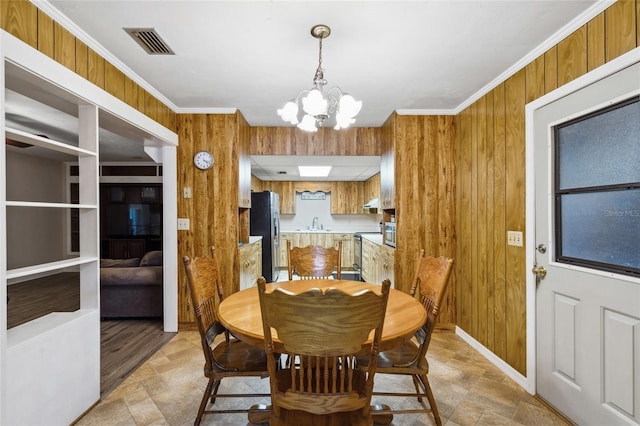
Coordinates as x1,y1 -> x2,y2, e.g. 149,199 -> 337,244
263,181 -> 297,214
380,114 -> 395,210
330,181 -> 364,214
364,173 -> 381,205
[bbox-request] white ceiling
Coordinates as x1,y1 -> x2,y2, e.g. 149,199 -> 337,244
9,0 -> 602,179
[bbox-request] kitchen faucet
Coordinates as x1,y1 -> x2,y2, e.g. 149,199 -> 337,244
312,216 -> 319,230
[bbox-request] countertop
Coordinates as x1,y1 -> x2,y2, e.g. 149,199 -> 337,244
279,230 -> 384,245
361,234 -> 383,245
280,230 -> 353,234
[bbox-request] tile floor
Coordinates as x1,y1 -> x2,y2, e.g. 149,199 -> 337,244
76,331 -> 570,426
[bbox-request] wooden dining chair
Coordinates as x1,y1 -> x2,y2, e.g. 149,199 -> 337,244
258,276 -> 391,426
356,250 -> 453,426
183,246 -> 271,426
287,239 -> 342,280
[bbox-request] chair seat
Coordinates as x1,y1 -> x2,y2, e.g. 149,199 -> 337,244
356,340 -> 428,372
210,338 -> 270,375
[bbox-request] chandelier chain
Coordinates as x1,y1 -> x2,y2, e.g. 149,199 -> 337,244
314,35 -> 325,86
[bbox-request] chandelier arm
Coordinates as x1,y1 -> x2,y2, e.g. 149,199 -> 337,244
325,86 -> 344,114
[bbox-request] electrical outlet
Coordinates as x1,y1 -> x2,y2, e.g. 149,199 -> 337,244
177,218 -> 190,230
507,231 -> 523,247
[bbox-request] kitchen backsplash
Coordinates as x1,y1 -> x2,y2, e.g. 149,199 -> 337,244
280,193 -> 381,232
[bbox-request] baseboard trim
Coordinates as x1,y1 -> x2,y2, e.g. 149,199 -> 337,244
455,326 -> 530,392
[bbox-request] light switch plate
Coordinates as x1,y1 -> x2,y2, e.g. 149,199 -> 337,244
183,187 -> 192,199
177,218 -> 190,230
507,231 -> 523,247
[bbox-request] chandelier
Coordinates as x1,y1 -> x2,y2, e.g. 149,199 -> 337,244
277,24 -> 362,132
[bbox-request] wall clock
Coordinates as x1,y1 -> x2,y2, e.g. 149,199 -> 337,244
193,151 -> 213,170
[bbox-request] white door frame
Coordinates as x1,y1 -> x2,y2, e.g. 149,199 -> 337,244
524,46 -> 640,395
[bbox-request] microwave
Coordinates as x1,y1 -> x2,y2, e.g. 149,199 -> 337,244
384,222 -> 396,247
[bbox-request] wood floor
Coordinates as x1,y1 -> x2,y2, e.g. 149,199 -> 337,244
7,272 -> 176,397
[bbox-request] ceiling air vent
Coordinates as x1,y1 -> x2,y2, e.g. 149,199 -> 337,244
124,28 -> 174,55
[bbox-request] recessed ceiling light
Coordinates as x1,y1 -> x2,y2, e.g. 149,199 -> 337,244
298,166 -> 331,177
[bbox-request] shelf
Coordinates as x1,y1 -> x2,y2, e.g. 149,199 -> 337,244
7,310 -> 95,349
5,201 -> 96,209
6,256 -> 98,280
5,127 -> 96,157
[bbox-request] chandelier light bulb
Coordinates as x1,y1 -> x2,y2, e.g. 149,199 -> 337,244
302,89 -> 327,116
338,94 -> 362,118
278,24 -> 361,132
277,101 -> 299,124
297,114 -> 318,132
334,113 -> 356,130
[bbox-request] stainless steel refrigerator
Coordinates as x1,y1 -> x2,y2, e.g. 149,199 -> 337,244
250,191 -> 280,282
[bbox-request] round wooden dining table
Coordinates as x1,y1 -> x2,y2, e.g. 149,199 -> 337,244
217,279 -> 426,352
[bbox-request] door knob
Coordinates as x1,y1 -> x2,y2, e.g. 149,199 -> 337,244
532,265 -> 547,278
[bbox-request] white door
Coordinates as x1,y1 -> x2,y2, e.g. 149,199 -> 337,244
533,62 -> 640,425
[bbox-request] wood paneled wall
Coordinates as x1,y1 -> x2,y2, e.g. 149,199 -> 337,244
250,126 -> 381,156
8,0 -> 638,374
176,113 -> 247,326
455,0 -> 639,375
392,115 -> 457,326
0,0 -> 176,131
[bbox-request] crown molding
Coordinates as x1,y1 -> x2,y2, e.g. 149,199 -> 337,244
177,108 -> 238,114
33,0 -> 179,112
451,0 -> 616,114
35,0 -> 616,120
396,109 -> 456,116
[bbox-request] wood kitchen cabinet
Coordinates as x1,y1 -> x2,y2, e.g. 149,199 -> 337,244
379,243 -> 395,288
261,180 -> 379,215
364,173 -> 381,204
361,238 -> 379,283
263,181 -> 296,214
332,233 -> 354,269
361,237 -> 394,287
330,182 -> 364,214
279,232 -> 293,270
239,238 -> 262,290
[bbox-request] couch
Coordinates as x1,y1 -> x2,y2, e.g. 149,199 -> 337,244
100,250 -> 163,318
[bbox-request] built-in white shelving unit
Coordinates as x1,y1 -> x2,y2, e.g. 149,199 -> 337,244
0,29 -> 179,425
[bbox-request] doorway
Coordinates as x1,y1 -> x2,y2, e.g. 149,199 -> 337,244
527,52 -> 640,425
